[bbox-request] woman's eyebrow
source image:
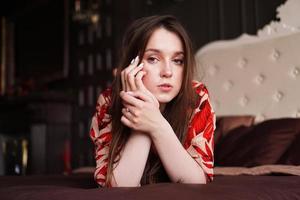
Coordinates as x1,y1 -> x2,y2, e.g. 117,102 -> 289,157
145,48 -> 184,55
145,48 -> 161,53
174,52 -> 184,56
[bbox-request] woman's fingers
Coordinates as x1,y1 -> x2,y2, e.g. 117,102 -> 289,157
122,107 -> 134,118
120,91 -> 143,107
120,115 -> 133,128
121,107 -> 137,129
135,71 -> 159,107
121,57 -> 135,91
121,90 -> 151,104
120,90 -> 160,130
121,56 -> 139,91
135,70 -> 147,91
127,63 -> 144,91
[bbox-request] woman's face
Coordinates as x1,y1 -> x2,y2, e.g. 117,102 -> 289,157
141,28 -> 184,108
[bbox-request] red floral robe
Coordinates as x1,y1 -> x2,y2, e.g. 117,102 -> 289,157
89,81 -> 215,187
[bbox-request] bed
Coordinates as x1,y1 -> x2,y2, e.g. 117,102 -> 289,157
1,0 -> 300,199
0,175 -> 300,200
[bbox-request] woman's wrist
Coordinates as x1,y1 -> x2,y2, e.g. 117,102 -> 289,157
149,118 -> 173,142
130,130 -> 152,143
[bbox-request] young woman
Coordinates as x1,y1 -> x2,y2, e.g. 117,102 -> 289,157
89,15 -> 215,187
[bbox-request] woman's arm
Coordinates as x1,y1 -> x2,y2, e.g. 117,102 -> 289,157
150,121 -> 207,184
150,86 -> 215,183
111,131 -> 151,187
90,91 -> 112,187
111,57 -> 152,187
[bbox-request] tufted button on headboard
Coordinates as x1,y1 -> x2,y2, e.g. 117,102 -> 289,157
195,0 -> 300,122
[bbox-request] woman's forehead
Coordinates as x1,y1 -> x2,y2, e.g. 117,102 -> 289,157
145,28 -> 184,55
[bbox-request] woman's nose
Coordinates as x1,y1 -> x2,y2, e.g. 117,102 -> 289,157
160,62 -> 173,78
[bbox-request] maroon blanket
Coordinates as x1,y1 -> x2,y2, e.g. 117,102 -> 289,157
1,175 -> 300,200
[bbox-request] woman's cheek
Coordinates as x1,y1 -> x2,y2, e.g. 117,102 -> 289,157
141,70 -> 152,90
142,72 -> 149,87
141,69 -> 148,81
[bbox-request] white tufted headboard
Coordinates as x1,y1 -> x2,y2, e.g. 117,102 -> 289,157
195,0 -> 300,122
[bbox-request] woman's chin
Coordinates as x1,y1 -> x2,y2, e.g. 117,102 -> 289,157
153,91 -> 180,105
156,96 -> 175,105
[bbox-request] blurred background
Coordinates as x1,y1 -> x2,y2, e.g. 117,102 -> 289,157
0,0 -> 285,176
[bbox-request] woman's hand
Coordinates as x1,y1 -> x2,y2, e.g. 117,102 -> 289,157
119,57 -> 165,133
120,89 -> 165,133
121,94 -> 164,136
121,56 -> 144,92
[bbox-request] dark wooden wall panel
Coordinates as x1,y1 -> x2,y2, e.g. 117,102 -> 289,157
208,0 -> 221,41
14,0 -> 64,80
241,0 -> 256,34
112,0 -> 286,54
255,0 -> 283,29
219,0 -> 243,39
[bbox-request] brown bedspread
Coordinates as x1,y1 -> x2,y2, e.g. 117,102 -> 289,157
0,175 -> 300,200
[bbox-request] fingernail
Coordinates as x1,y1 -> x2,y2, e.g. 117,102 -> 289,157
130,58 -> 135,64
138,63 -> 144,67
126,91 -> 134,96
135,56 -> 139,62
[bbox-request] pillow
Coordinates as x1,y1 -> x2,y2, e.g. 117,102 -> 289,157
278,133 -> 300,165
215,118 -> 300,167
214,115 -> 255,145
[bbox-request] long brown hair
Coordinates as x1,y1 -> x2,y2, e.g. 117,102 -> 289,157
106,15 -> 197,186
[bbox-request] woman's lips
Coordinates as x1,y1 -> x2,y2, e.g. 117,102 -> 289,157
158,84 -> 173,92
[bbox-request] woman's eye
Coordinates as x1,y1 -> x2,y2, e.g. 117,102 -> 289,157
173,59 -> 184,65
147,57 -> 159,64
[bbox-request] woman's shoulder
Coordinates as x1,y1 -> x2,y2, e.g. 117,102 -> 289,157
192,80 -> 210,96
97,87 -> 112,106
99,87 -> 112,98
